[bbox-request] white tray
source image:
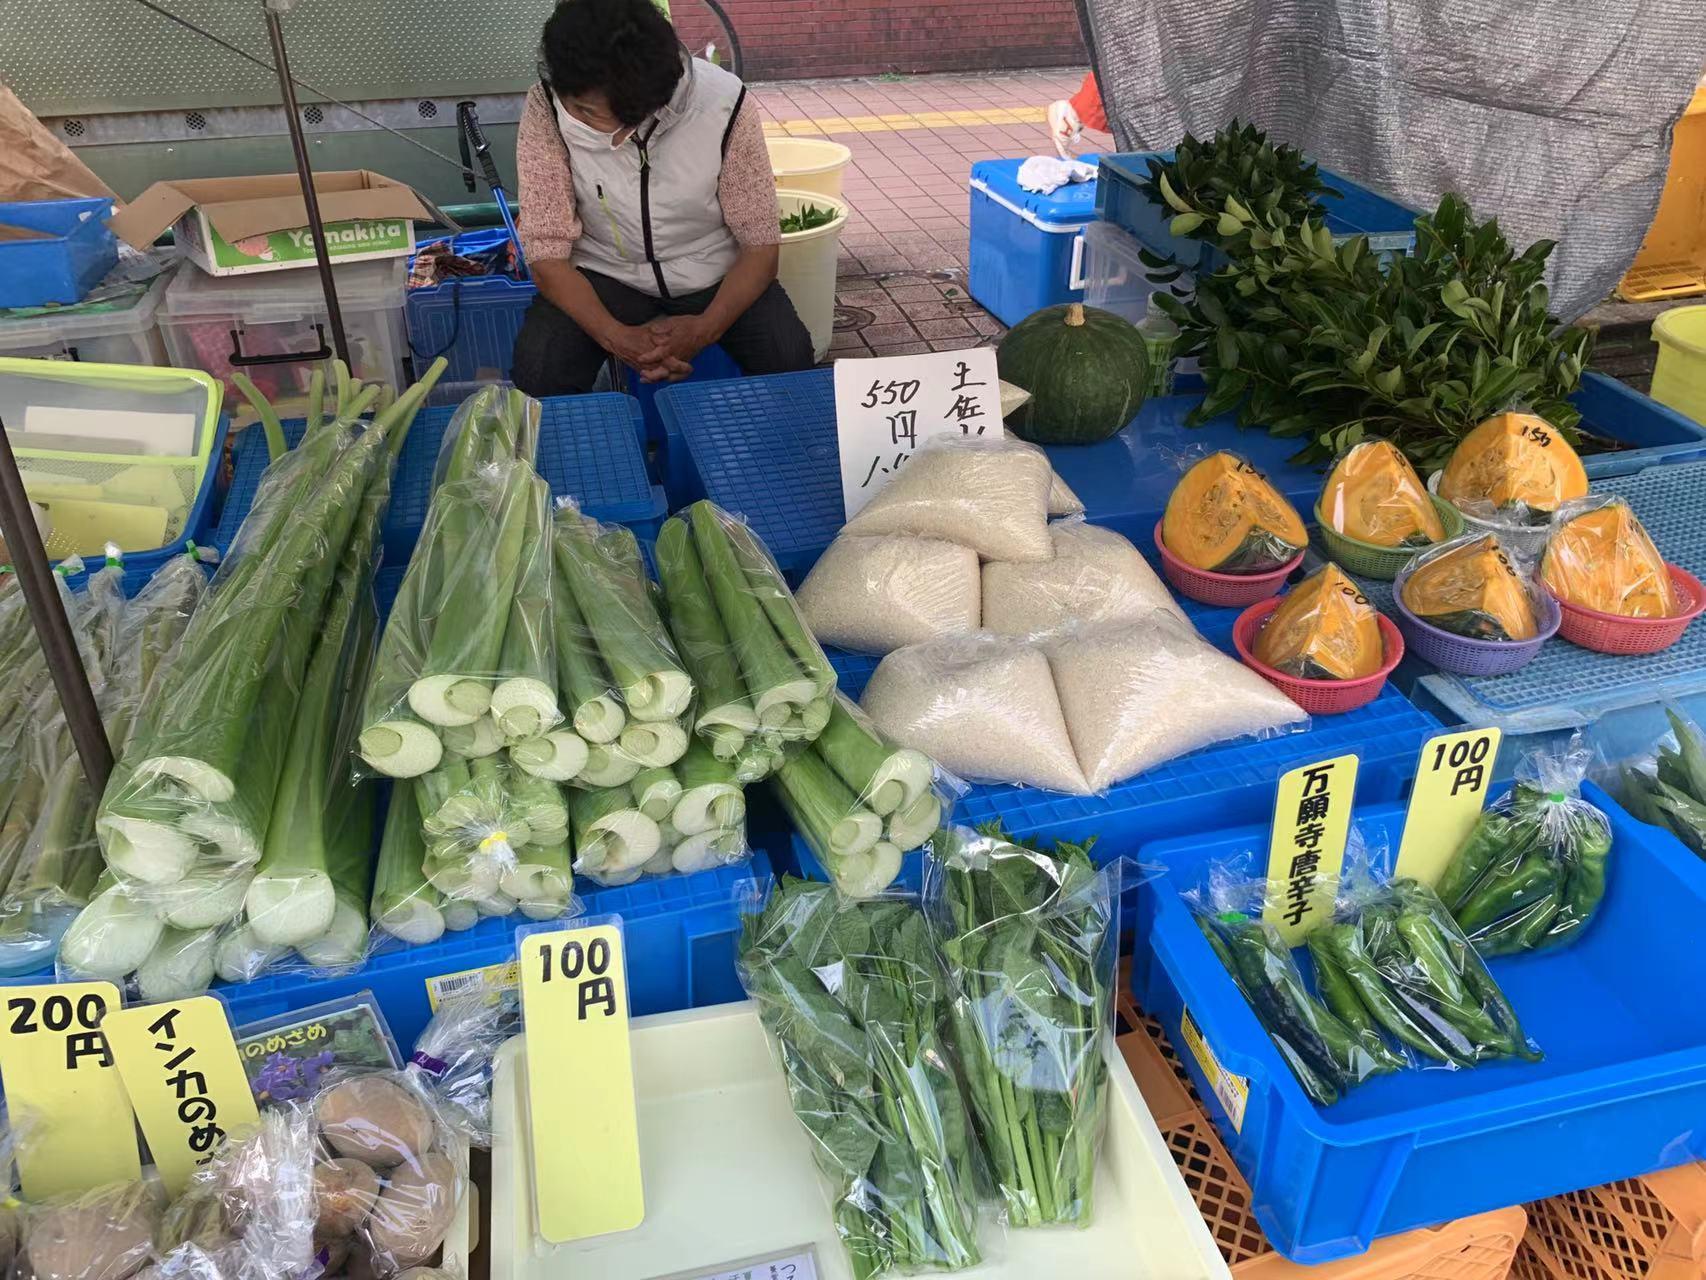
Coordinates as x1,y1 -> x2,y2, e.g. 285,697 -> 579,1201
490,1002 -> 1230,1280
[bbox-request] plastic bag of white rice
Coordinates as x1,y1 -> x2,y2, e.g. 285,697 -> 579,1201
1048,612 -> 1308,790
1049,473 -> 1084,516
796,534 -> 980,653
982,520 -> 1186,636
843,435 -> 1054,562
859,632 -> 1089,793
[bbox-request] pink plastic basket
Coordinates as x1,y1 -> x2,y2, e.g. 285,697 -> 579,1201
1549,564 -> 1706,655
1154,521 -> 1303,608
1232,597 -> 1405,714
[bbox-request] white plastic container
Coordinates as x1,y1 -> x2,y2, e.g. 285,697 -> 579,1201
0,269 -> 172,365
767,137 -> 853,200
777,189 -> 849,362
158,256 -> 407,415
489,1003 -> 1230,1280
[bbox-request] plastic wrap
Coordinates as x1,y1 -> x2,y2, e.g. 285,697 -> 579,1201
309,1070 -> 470,1276
15,1179 -> 163,1280
569,767 -> 746,886
1319,864 -> 1540,1068
924,825 -> 1120,1226
1320,440 -> 1446,548
1541,495 -> 1680,618
738,878 -> 985,1277
1619,706 -> 1706,856
357,392 -> 551,781
861,631 -> 1090,794
1160,450 -> 1307,573
841,434 -> 1054,563
1047,472 -> 1084,517
654,503 -> 835,782
1047,613 -> 1308,791
1434,744 -> 1612,955
1436,411 -> 1588,523
981,520 -> 1185,637
1252,563 -> 1386,679
795,534 -> 981,654
1398,533 -> 1544,641
1184,862 -> 1400,1107
773,694 -> 961,896
405,991 -> 521,1148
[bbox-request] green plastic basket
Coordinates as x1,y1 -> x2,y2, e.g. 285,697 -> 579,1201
1312,493 -> 1464,580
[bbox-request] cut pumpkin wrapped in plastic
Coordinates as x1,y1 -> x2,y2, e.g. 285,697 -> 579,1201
1252,563 -> 1384,679
1542,497 -> 1680,618
1401,534 -> 1542,641
1437,412 -> 1589,521
1319,439 -> 1447,548
1161,450 -> 1307,573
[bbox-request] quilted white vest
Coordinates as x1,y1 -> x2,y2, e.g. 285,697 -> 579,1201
548,56 -> 746,297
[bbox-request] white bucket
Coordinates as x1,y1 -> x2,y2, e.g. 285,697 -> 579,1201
776,189 -> 849,361
766,137 -> 852,200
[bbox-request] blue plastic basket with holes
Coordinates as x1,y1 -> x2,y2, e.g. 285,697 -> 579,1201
0,197 -> 118,307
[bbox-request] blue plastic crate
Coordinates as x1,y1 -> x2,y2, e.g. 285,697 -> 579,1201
1573,372 -> 1706,476
210,419 -> 305,553
968,156 -> 1101,327
405,228 -> 535,397
631,345 -> 743,506
0,197 -> 118,308
216,853 -> 768,1051
1095,152 -> 1418,276
791,601 -> 1440,898
1132,781 -> 1706,1262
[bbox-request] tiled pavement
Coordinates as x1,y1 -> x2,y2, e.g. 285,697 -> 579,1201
753,68 -> 1114,358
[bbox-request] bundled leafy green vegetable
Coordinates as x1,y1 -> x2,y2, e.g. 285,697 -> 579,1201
741,877 -> 982,1279
1142,125 -> 1592,471
926,824 -> 1116,1227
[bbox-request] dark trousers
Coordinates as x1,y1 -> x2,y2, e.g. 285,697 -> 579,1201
510,268 -> 815,397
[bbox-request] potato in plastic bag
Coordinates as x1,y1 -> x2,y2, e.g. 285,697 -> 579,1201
1541,495 -> 1680,618
16,1179 -> 162,1280
1437,411 -> 1588,519
1161,450 -> 1307,573
1400,533 -> 1542,641
1253,563 -> 1384,679
1320,439 -> 1446,547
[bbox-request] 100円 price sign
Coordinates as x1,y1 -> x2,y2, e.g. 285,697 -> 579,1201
520,922 -> 644,1244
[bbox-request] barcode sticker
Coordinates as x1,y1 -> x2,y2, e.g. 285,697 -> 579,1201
1179,1007 -> 1249,1132
661,1248 -> 820,1280
424,960 -> 519,1010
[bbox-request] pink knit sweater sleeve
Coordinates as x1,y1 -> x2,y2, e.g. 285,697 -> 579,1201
717,98 -> 781,249
516,86 -> 581,264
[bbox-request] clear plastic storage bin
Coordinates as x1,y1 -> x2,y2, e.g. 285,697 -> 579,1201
159,257 -> 407,415
1083,219 -> 1196,387
0,269 -> 172,365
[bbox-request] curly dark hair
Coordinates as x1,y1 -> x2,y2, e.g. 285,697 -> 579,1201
540,0 -> 686,128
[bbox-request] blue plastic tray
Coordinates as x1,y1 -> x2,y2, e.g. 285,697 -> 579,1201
1132,781 -> 1706,1262
217,854 -> 770,1051
405,228 -> 535,395
0,197 -> 118,308
633,345 -> 744,506
789,600 -> 1440,896
1095,152 -> 1419,276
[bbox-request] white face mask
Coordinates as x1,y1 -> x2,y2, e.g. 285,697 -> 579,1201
552,98 -> 631,151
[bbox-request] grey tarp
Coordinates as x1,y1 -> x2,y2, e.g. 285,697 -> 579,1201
1076,0 -> 1704,319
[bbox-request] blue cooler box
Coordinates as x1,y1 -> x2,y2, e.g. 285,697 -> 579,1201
969,158 -> 1099,327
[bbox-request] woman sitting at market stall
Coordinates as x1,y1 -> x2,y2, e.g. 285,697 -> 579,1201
511,0 -> 814,394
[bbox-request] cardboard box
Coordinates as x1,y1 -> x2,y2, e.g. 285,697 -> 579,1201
109,171 -> 455,278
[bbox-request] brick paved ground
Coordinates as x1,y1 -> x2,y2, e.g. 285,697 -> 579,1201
752,67 -> 1113,358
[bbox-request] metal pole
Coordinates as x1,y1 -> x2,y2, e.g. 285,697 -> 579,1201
0,417 -> 112,793
263,0 -> 351,367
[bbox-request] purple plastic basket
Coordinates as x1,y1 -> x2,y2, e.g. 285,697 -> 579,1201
1391,563 -> 1561,676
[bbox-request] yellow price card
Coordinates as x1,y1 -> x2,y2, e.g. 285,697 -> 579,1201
0,982 -> 139,1199
1263,755 -> 1360,946
1395,728 -> 1503,888
105,996 -> 260,1196
519,923 -> 643,1243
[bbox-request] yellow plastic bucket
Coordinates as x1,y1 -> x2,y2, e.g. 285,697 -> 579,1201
766,137 -> 852,200
776,189 -> 849,361
1651,305 -> 1706,424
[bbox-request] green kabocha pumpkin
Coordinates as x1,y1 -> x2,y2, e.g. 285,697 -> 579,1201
996,302 -> 1150,445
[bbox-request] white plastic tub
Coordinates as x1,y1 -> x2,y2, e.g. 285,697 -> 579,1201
0,269 -> 172,365
767,137 -> 853,200
490,1003 -> 1230,1279
159,256 -> 407,419
777,189 -> 849,362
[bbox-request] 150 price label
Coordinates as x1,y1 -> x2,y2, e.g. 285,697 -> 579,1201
0,982 -> 139,1199
1396,728 -> 1502,887
1263,755 -> 1359,946
519,923 -> 643,1243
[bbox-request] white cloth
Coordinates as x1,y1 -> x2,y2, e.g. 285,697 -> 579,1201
1016,156 -> 1098,195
